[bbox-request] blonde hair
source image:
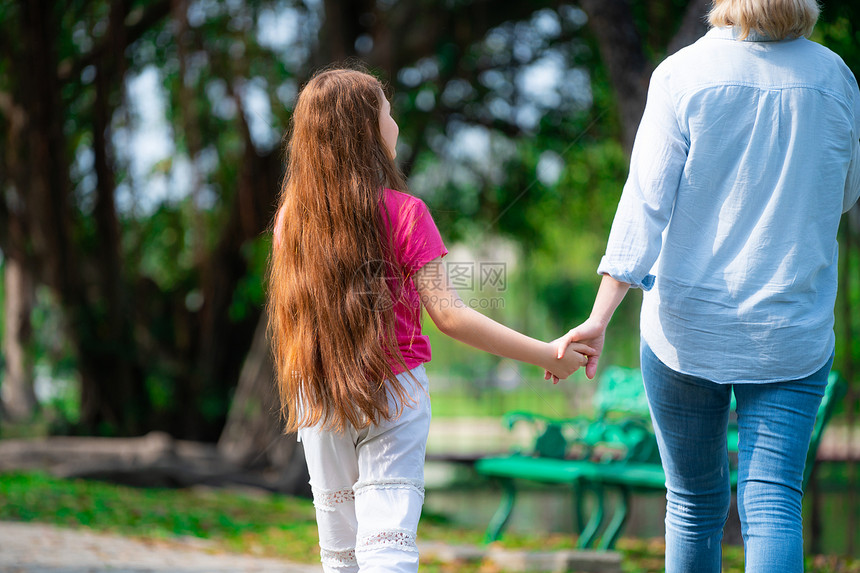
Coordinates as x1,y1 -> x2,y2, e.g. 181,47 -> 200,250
708,0 -> 820,40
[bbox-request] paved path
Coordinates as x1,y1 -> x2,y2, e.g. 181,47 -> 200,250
0,521 -> 627,573
0,521 -> 322,573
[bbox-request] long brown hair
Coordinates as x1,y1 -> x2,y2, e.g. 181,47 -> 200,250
268,67 -> 412,433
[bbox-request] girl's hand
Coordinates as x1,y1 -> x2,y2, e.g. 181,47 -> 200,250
544,341 -> 595,383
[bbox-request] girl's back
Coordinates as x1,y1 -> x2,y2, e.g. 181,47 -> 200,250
269,66 -> 589,573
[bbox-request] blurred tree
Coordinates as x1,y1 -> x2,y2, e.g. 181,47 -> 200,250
579,0 -> 709,152
0,0 -> 720,436
0,0 -> 857,503
0,18 -> 37,420
1,258 -> 36,421
811,0 -> 860,555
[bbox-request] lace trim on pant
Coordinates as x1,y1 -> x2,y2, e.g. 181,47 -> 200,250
353,477 -> 425,499
320,546 -> 357,568
311,485 -> 355,512
357,528 -> 418,553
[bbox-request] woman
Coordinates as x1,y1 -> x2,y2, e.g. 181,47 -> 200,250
556,1 -> 860,571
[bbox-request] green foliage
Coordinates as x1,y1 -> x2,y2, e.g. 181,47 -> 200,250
145,372 -> 174,411
429,386 -> 587,419
0,471 -> 666,569
419,130 -> 639,387
229,235 -> 270,322
817,2 -> 860,76
131,202 -> 196,292
819,0 -> 860,393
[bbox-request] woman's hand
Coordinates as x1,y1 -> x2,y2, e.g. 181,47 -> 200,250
544,341 -> 594,383
544,318 -> 607,382
545,275 -> 629,382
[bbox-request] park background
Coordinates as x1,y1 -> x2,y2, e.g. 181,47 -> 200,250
1,0 -> 859,570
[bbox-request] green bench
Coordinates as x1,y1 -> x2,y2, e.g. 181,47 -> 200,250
475,367 -> 846,550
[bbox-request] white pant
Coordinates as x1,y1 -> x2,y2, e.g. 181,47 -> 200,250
298,365 -> 431,573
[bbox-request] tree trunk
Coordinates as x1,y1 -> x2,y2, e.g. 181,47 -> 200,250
8,0 -> 184,437
666,0 -> 711,56
15,0 -> 92,429
217,312 -> 309,496
188,153 -> 278,440
2,257 -> 36,421
318,0 -> 374,65
83,0 -> 147,435
579,0 -> 651,154
18,0 -> 78,297
581,0 -> 711,154
0,432 -> 304,493
0,38 -> 37,423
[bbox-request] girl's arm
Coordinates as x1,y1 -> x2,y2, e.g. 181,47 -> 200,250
414,259 -> 594,380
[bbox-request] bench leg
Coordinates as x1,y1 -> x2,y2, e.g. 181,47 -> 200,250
597,486 -> 631,551
576,482 -> 605,550
573,482 -> 587,534
484,478 -> 516,544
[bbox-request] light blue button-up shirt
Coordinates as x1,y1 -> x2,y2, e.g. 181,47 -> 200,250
598,27 -> 860,384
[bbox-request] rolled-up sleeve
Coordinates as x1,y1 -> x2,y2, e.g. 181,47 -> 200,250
598,64 -> 689,290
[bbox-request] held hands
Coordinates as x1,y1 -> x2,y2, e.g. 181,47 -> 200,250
544,317 -> 607,383
543,341 -> 595,384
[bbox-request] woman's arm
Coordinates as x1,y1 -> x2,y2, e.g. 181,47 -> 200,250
414,259 -> 594,380
554,274 -> 630,380
553,66 -> 684,379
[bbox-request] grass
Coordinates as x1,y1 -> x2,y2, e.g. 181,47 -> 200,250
0,471 -> 320,563
1,471 -> 859,572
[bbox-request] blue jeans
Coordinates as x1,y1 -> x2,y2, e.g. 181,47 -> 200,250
640,342 -> 831,573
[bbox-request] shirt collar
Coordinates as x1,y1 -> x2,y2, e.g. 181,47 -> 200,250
706,26 -> 782,42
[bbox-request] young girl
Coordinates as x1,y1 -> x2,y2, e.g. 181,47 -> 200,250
268,67 -> 591,573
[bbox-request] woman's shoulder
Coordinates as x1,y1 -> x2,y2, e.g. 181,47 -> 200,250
790,38 -> 850,67
653,32 -> 858,100
786,40 -> 860,102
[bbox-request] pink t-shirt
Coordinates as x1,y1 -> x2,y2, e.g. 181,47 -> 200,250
381,189 -> 448,373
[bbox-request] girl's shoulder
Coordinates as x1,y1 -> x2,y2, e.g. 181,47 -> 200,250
383,188 -> 426,209
383,188 -> 431,223
381,188 -> 446,271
